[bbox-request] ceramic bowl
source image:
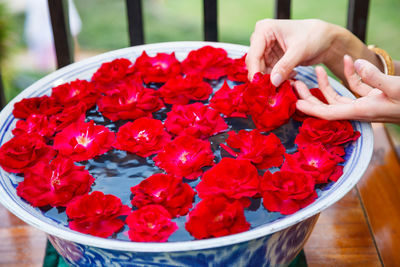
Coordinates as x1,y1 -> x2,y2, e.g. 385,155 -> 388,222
0,42 -> 373,266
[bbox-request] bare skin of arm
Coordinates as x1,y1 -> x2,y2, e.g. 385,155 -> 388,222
395,61 -> 400,76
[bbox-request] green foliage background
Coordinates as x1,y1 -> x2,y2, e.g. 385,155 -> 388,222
75,0 -> 400,60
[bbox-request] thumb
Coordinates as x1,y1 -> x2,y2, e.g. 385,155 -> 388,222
270,47 -> 302,87
354,59 -> 400,99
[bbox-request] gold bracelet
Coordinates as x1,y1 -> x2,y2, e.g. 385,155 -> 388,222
368,45 -> 395,75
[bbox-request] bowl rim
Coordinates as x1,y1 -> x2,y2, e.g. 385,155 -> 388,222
0,41 -> 374,252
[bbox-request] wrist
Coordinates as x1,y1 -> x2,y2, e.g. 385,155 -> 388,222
323,25 -> 385,79
321,24 -> 350,79
395,61 -> 400,76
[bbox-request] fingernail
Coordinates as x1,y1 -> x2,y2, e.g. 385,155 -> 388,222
354,59 -> 364,72
271,73 -> 282,87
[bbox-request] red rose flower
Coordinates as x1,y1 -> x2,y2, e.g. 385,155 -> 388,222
13,95 -> 62,119
260,170 -> 317,215
49,103 -> 87,133
126,204 -> 178,242
51,79 -> 99,110
12,114 -> 56,138
158,74 -> 213,104
66,191 -> 131,238
53,117 -> 115,162
185,196 -> 250,239
281,143 -> 344,184
97,78 -> 164,121
131,173 -> 195,217
0,133 -> 56,173
295,118 -> 361,148
221,130 -> 284,169
181,46 -> 231,80
153,135 -> 214,180
326,145 -> 346,157
196,158 -> 260,206
91,58 -> 133,91
134,51 -> 181,83
243,72 -> 297,131
227,54 -> 248,82
16,156 -> 95,207
164,102 -> 228,139
293,88 -> 328,121
209,82 -> 248,118
114,117 -> 171,157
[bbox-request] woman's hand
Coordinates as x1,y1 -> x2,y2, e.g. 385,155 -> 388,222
246,19 -> 383,86
295,55 -> 400,123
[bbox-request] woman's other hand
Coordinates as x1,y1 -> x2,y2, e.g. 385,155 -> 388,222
295,55 -> 400,123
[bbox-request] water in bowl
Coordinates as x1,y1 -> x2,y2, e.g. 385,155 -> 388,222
13,78 -> 337,242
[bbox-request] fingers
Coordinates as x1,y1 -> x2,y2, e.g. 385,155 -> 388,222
295,56 -> 400,122
296,100 -> 359,121
343,55 -> 373,96
270,47 -> 303,86
354,59 -> 400,99
288,70 -> 298,79
246,34 -> 266,80
315,66 -> 352,104
294,81 -> 323,105
247,21 -> 276,80
294,70 -> 356,120
265,44 -> 283,70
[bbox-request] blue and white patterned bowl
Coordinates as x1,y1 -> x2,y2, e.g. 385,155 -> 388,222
0,42 -> 373,266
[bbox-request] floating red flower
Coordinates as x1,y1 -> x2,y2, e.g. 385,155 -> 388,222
221,130 -> 284,169
196,158 -> 260,206
227,54 -> 248,82
181,46 -> 231,80
260,170 -> 317,215
282,143 -> 344,184
53,117 -> 115,162
12,114 -> 56,138
126,204 -> 178,242
244,72 -> 297,131
49,103 -> 87,133
134,51 -> 181,83
209,82 -> 248,118
164,102 -> 228,139
114,117 -> 171,157
153,135 -> 214,180
66,191 -> 131,238
295,118 -> 361,148
0,133 -> 56,173
131,173 -> 195,217
13,95 -> 62,119
185,195 -> 250,239
16,156 -> 95,207
97,78 -> 164,121
91,58 -> 134,92
293,88 -> 328,121
158,74 -> 213,104
51,79 -> 99,110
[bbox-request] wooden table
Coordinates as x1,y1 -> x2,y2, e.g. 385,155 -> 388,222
304,123 -> 400,266
0,123 -> 399,266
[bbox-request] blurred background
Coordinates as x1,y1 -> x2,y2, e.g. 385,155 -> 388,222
0,0 -> 399,104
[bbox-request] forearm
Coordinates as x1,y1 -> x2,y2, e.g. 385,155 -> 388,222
395,61 -> 400,76
322,24 -> 384,80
